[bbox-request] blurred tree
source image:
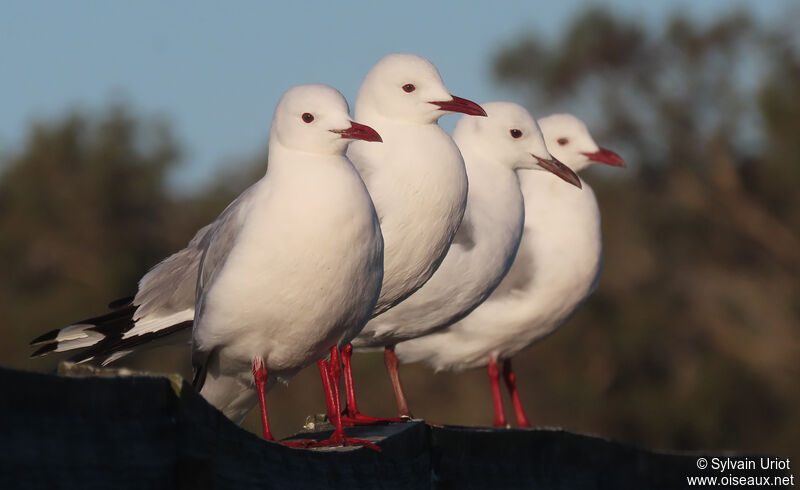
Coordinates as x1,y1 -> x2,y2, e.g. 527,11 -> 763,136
0,106 -> 200,370
475,7 -> 800,460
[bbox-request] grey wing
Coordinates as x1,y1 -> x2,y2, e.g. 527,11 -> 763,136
132,223 -> 214,320
195,185 -> 256,312
191,184 -> 256,389
134,183 -> 259,320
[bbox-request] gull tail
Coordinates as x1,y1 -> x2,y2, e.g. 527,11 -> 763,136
29,297 -> 194,366
30,297 -> 137,361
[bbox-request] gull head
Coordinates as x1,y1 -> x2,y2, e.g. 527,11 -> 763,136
538,114 -> 626,173
272,84 -> 381,155
455,102 -> 581,187
355,53 -> 486,124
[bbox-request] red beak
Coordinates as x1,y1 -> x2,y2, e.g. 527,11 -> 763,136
534,155 -> 582,188
430,95 -> 487,117
331,121 -> 383,143
581,147 -> 626,167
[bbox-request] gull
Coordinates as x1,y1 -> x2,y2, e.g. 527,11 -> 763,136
350,102 -> 581,418
335,53 -> 487,424
30,53 -> 485,429
37,84 -> 386,449
192,84 -> 386,450
395,113 -> 625,427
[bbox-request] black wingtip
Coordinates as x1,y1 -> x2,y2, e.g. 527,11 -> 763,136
191,367 -> 205,391
30,343 -> 58,358
191,345 -> 215,392
30,329 -> 60,346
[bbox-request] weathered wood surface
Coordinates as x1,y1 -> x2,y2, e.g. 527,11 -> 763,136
0,366 -> 790,489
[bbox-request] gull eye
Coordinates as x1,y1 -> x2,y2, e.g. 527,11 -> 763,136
402,84 -> 416,93
302,113 -> 314,123
510,129 -> 523,139
557,137 -> 569,145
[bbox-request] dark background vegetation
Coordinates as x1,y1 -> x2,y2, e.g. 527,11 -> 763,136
3,9 -> 798,461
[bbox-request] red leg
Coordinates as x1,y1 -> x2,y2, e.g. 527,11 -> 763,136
502,359 -> 531,428
252,358 -> 273,440
317,358 -> 339,424
339,343 -> 407,426
487,357 -> 506,427
384,345 -> 413,418
342,343 -> 360,417
252,358 -> 321,448
328,344 -> 344,416
295,346 -> 381,451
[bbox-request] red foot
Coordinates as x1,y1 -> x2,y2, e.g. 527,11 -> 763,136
290,433 -> 381,452
340,412 -> 410,426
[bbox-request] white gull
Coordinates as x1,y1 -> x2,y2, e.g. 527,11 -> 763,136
36,84 -> 386,449
336,53 -> 487,424
395,113 -> 625,427
351,102 -> 581,417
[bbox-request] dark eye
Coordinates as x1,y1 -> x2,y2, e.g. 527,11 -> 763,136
402,84 -> 416,93
557,137 -> 568,145
510,129 -> 523,139
302,113 -> 314,123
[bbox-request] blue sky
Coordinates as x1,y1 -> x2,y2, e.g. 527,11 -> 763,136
0,1 -> 791,192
